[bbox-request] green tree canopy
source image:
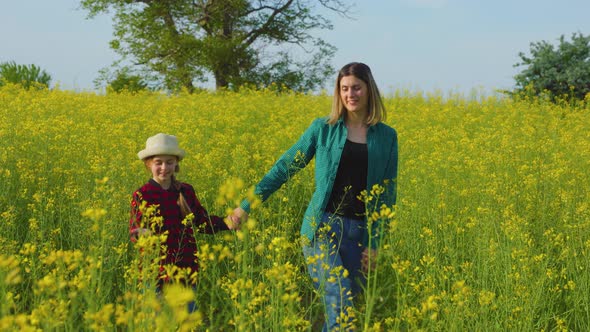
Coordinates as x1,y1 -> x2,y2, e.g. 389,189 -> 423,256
107,68 -> 148,93
514,32 -> 590,101
81,0 -> 351,93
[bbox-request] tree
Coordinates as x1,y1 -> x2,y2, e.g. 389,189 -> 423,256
513,32 -> 590,100
96,67 -> 150,93
0,61 -> 51,89
109,71 -> 149,93
81,0 -> 351,93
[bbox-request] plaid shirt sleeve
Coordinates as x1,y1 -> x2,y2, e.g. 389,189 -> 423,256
129,191 -> 143,242
183,184 -> 229,234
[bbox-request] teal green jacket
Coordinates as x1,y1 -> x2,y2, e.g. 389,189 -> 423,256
241,117 -> 398,248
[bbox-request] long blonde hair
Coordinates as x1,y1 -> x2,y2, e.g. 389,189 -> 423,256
172,176 -> 192,219
328,62 -> 387,126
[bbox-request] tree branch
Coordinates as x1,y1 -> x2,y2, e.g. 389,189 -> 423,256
242,0 -> 295,47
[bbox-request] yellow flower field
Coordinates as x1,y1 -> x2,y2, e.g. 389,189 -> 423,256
0,84 -> 589,331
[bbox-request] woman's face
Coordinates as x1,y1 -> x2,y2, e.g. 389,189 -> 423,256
147,155 -> 178,185
339,75 -> 369,115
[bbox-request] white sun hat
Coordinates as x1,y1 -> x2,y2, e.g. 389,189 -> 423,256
137,133 -> 186,160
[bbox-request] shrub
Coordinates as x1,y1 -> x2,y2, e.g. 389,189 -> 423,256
513,32 -> 590,101
107,70 -> 149,94
0,61 -> 51,89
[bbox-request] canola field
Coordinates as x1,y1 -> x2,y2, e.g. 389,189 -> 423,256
1,84 -> 589,331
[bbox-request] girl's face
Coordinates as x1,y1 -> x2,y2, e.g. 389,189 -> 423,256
339,75 -> 369,115
147,155 -> 178,186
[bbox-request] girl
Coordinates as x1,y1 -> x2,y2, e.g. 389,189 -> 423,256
130,133 -> 237,311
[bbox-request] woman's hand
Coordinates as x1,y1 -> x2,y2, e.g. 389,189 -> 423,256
225,207 -> 248,230
231,207 -> 249,223
361,248 -> 377,273
225,215 -> 241,230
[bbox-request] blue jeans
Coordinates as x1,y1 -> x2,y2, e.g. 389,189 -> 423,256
155,284 -> 198,313
303,212 -> 367,332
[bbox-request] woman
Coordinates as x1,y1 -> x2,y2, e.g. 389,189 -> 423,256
233,62 -> 398,331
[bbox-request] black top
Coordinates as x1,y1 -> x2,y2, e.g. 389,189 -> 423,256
326,139 -> 368,219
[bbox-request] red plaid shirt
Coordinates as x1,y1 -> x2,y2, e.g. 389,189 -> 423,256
130,179 -> 229,285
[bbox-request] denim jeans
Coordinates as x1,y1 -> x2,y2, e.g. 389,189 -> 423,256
302,212 -> 367,332
155,284 -> 198,313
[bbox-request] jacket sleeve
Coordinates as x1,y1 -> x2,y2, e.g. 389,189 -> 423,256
240,118 -> 321,212
384,128 -> 399,207
368,128 -> 398,249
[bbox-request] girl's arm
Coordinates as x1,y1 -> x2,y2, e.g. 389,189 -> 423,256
184,185 -> 231,234
129,192 -> 150,241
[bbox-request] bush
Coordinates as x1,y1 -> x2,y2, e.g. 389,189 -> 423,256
107,70 -> 149,94
513,32 -> 590,101
0,61 -> 51,89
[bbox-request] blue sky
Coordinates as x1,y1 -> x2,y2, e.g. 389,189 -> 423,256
1,0 -> 589,95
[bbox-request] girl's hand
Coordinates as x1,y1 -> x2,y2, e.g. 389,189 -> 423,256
225,215 -> 241,230
361,248 -> 377,273
130,227 -> 151,241
232,207 -> 249,223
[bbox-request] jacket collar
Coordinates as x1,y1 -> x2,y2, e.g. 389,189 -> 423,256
337,116 -> 378,132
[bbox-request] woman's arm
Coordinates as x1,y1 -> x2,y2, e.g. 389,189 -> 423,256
238,118 -> 322,214
366,128 -> 399,249
383,129 -> 399,207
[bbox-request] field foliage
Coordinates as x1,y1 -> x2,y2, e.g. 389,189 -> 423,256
1,84 -> 589,331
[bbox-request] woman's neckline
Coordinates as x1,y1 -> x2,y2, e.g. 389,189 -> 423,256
346,138 -> 367,145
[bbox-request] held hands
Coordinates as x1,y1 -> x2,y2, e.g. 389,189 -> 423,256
225,207 -> 249,230
232,207 -> 249,222
225,215 -> 240,230
361,248 -> 378,274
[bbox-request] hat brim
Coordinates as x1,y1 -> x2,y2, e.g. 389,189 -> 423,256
138,147 -> 185,161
